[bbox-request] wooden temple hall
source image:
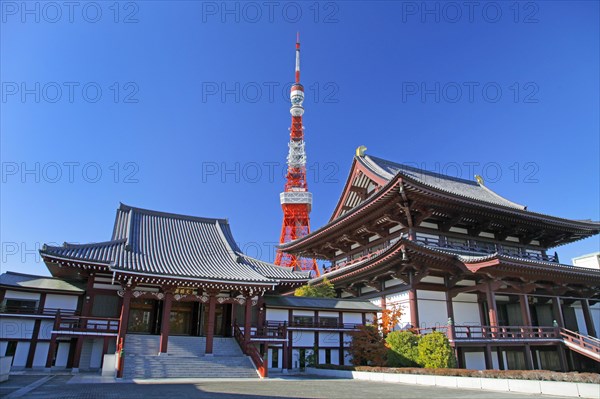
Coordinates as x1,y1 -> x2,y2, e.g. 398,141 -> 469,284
280,149 -> 600,371
30,204 -> 311,376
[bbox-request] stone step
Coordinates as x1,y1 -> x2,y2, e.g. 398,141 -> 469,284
122,335 -> 258,379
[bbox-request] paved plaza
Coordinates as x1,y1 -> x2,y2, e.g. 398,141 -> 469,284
0,374 -> 574,399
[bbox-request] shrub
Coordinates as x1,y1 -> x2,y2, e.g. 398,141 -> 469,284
386,331 -> 420,367
417,331 -> 456,368
348,325 -> 387,366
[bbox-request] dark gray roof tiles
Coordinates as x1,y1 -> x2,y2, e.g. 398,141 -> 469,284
263,295 -> 381,311
41,204 -> 309,284
360,155 -> 527,210
0,271 -> 84,293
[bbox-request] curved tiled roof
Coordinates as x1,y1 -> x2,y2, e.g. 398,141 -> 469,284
41,204 -> 308,284
0,271 -> 84,293
360,155 -> 527,210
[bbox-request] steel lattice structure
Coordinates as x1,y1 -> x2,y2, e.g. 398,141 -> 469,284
274,35 -> 320,277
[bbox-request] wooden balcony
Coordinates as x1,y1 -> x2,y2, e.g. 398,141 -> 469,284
414,325 -> 561,343
0,305 -> 77,316
53,311 -> 119,336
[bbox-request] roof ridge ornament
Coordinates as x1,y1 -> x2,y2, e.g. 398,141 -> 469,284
474,174 -> 484,186
356,145 -> 367,157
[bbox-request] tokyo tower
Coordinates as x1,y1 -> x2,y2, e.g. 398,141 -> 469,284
274,34 -> 320,277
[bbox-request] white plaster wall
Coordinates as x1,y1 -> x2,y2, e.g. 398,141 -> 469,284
453,293 -> 480,327
0,341 -> 7,356
386,291 -> 411,329
292,310 -> 315,317
342,313 -> 362,324
318,349 -> 326,364
12,342 -> 30,367
343,333 -> 352,346
89,339 -> 103,369
0,319 -> 36,339
343,350 -> 352,365
318,331 -> 339,347
384,279 -> 404,288
573,306 -> 588,335
418,290 -> 446,300
266,309 -> 288,322
79,339 -> 93,370
330,349 -> 340,365
592,303 -> 600,332
319,311 -> 338,318
38,320 -> 54,340
291,331 -> 314,347
417,290 -> 449,328
3,290 -> 40,301
492,351 -> 499,369
33,342 -> 49,367
464,351 -> 486,370
45,294 -> 78,311
368,297 -> 382,307
55,342 -> 70,367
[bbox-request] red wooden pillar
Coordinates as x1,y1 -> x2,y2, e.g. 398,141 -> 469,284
552,297 -> 565,328
117,289 -> 132,345
519,295 -> 532,327
581,299 -> 597,338
71,337 -> 85,372
486,282 -> 498,338
205,294 -> 217,355
408,271 -> 419,329
524,344 -> 534,370
159,292 -> 173,354
243,295 -> 252,351
45,309 -> 61,369
483,345 -> 493,369
26,293 -> 46,368
444,277 -> 456,342
287,309 -> 293,369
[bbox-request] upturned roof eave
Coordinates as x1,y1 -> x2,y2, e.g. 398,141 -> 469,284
280,170 -> 600,254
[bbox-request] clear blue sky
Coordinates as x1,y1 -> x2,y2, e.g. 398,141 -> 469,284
1,1 -> 598,276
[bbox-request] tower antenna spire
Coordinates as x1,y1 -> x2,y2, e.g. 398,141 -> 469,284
275,34 -> 320,277
295,32 -> 300,83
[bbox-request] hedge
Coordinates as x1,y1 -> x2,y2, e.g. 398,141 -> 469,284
314,364 -> 600,384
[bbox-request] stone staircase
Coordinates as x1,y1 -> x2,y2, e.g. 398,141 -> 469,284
122,335 -> 259,379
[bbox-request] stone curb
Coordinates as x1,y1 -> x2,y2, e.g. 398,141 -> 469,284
305,367 -> 600,398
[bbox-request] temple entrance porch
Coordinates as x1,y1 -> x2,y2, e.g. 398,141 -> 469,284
126,298 -> 232,337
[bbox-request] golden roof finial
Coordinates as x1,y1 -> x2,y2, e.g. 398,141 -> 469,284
475,175 -> 484,186
356,145 -> 367,157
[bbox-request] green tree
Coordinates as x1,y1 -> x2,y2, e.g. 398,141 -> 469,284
294,277 -> 336,298
417,331 -> 457,368
386,330 -> 420,367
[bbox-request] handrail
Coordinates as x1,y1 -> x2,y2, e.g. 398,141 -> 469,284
560,328 -> 600,358
413,325 -> 560,340
50,311 -> 120,334
0,305 -> 78,316
233,322 -> 267,377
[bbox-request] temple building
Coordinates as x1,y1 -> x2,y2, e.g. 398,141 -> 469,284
280,149 -> 600,372
0,203 -> 377,377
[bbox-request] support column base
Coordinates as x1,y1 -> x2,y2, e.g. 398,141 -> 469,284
157,352 -> 169,356
71,368 -> 80,374
204,353 -> 214,357
282,369 -> 288,374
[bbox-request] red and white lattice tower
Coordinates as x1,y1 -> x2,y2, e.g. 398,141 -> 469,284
274,34 -> 320,277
